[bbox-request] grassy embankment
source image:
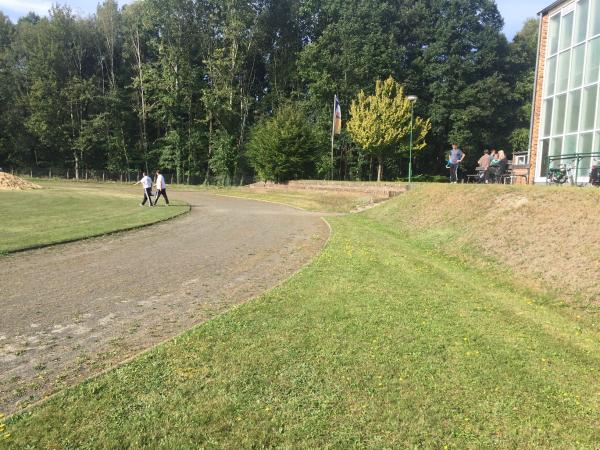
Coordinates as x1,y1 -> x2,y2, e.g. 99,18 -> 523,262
210,186 -> 373,213
5,183 -> 600,448
0,180 -> 188,253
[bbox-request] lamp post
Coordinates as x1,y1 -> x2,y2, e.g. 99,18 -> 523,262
407,95 -> 418,184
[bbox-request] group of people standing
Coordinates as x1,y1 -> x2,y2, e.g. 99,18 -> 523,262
134,170 -> 169,207
477,149 -> 508,183
447,144 -> 509,183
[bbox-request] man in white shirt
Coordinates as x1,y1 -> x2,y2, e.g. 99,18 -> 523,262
134,171 -> 154,206
154,169 -> 169,206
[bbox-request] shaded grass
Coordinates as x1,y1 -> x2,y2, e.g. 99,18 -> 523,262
6,213 -> 600,448
0,183 -> 188,253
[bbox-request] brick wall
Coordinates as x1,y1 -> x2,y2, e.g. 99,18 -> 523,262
529,14 -> 549,183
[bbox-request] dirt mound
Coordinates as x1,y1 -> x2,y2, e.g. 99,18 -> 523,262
0,172 -> 41,190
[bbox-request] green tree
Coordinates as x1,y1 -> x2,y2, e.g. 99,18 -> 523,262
506,18 -> 539,152
0,0 -> 537,183
411,0 -> 513,170
208,130 -> 237,185
247,103 -> 322,182
347,77 -> 430,182
0,12 -> 20,166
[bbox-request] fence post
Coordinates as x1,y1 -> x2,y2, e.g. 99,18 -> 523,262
66,169 -> 69,179
49,168 -> 52,178
103,171 -> 105,182
30,168 -> 33,178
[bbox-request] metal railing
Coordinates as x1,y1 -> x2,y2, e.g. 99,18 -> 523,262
545,152 -> 600,185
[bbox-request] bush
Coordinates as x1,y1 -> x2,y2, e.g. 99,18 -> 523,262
247,104 -> 320,183
396,174 -> 447,183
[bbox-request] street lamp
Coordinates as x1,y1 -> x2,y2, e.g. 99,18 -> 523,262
407,95 -> 418,185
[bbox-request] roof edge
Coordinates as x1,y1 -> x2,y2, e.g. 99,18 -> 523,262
539,0 -> 570,15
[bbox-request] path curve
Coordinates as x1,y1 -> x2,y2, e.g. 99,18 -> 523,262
0,192 -> 329,414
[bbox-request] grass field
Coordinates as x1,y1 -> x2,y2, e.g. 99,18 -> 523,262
5,189 -> 600,448
0,182 -> 188,253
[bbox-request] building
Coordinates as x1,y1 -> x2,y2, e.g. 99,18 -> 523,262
529,0 -> 600,183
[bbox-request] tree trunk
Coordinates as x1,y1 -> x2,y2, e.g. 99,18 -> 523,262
74,152 -> 80,181
133,27 -> 148,173
205,114 -> 212,184
377,155 -> 383,182
70,105 -> 79,181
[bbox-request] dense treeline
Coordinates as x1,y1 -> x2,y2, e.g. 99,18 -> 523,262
0,0 -> 537,182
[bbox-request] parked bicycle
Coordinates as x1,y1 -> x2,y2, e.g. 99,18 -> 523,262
589,159 -> 600,186
546,161 -> 575,186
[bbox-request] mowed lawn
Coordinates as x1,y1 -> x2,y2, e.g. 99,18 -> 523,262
5,212 -> 600,448
0,183 -> 188,253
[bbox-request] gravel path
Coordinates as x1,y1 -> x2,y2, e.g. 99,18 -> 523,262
0,192 -> 328,414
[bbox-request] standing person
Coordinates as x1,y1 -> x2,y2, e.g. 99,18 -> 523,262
154,169 -> 169,206
448,143 -> 465,183
134,171 -> 154,207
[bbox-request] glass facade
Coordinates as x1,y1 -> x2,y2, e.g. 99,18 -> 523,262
537,0 -> 600,181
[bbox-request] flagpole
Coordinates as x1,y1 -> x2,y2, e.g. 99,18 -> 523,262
331,96 -> 336,181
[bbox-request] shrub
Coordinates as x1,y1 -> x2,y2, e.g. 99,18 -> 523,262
247,104 -> 320,183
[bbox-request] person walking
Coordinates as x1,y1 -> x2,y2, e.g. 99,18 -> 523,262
448,143 -> 465,183
134,171 -> 154,206
154,169 -> 169,206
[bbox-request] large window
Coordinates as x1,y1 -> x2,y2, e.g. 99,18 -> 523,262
549,14 -> 562,55
560,11 -> 575,50
581,85 -> 597,130
557,50 -> 571,92
542,98 -> 554,136
552,94 -> 567,135
585,37 -> 600,84
566,90 -> 581,132
545,56 -> 558,95
574,0 -> 589,42
570,44 -> 585,88
537,0 -> 600,181
591,0 -> 600,37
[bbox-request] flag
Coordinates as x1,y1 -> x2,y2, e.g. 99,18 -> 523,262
333,95 -> 342,135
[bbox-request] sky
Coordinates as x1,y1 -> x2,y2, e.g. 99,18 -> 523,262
0,0 -> 553,40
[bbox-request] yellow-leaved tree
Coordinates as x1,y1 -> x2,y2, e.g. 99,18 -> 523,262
347,77 -> 431,182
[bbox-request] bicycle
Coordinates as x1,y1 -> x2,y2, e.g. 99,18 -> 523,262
546,161 -> 575,186
589,159 -> 600,187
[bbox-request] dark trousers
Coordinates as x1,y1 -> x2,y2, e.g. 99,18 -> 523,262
142,188 -> 153,206
449,163 -> 459,182
155,188 -> 169,205
486,166 -> 501,183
